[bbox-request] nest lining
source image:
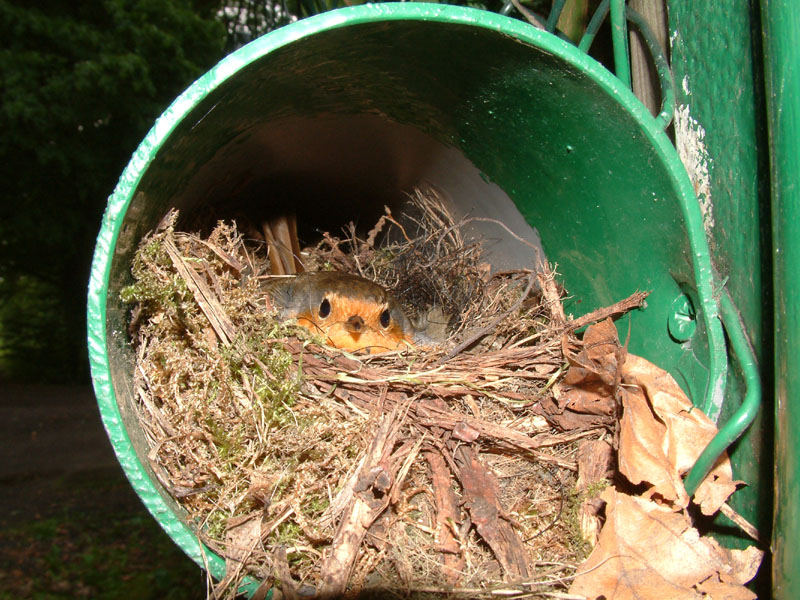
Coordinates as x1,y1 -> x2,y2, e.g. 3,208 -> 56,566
123,189 -> 646,598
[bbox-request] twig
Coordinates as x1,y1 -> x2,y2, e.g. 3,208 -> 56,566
318,410 -> 404,597
438,274 -> 536,363
273,546 -> 300,600
509,0 -> 547,29
566,290 -> 650,331
163,235 -> 236,345
720,502 -> 760,542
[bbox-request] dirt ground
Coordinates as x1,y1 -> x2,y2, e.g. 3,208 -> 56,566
0,383 -> 207,599
0,384 -> 120,525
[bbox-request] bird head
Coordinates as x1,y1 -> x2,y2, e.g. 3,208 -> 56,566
266,271 -> 414,353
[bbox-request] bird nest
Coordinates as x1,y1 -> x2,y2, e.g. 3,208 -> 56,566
123,189 -> 651,599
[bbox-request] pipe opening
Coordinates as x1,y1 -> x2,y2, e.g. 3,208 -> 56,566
169,113 -> 545,272
89,7 -> 725,582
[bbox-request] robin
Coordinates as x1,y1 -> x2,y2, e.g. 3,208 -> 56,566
265,271 -> 418,353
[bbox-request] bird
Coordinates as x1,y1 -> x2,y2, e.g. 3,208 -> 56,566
264,271 -> 417,354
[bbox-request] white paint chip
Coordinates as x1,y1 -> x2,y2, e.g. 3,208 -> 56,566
673,77 -> 714,236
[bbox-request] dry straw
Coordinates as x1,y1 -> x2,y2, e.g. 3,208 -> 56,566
123,189 -> 646,599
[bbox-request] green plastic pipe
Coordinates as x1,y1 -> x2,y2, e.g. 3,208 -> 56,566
545,0 -> 566,32
761,0 -> 800,596
609,0 -> 631,87
86,3 -> 733,592
625,7 -> 674,129
578,0 -> 609,53
684,291 -> 762,496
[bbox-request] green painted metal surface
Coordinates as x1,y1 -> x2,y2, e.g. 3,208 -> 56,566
684,291 -> 762,497
761,0 -> 800,596
668,0 -> 772,552
87,2 -> 728,587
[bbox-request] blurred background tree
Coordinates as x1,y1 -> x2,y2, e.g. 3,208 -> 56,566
216,0 -> 513,53
0,0 -> 227,382
0,0 -> 559,384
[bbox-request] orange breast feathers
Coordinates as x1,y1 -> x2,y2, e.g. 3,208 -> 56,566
264,271 -> 414,353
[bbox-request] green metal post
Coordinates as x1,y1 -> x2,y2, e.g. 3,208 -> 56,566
668,0 -> 771,559
761,0 -> 800,596
609,0 -> 631,87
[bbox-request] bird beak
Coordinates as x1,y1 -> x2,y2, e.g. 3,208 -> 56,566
345,315 -> 365,334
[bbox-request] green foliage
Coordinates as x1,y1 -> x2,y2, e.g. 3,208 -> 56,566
218,0 -> 514,51
0,0 -> 226,382
0,275 -> 73,382
217,0 -> 296,51
0,0 -> 531,384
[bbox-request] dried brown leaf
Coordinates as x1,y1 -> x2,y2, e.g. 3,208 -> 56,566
560,386 -> 616,417
696,573 -> 760,600
618,380 -> 689,506
620,354 -> 741,513
569,488 -> 761,600
564,318 -> 624,388
542,318 -> 623,432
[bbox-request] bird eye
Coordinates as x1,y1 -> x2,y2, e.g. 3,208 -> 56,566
319,298 -> 331,318
379,309 -> 391,329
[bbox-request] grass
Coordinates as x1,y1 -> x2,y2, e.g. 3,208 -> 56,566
0,471 -> 206,600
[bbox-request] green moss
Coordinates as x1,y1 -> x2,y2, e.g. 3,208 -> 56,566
268,466 -> 296,502
563,481 -> 610,561
120,271 -> 190,317
118,236 -> 202,331
218,323 -> 304,429
271,521 -> 302,546
205,417 -> 245,464
304,494 -> 330,519
204,510 -> 228,541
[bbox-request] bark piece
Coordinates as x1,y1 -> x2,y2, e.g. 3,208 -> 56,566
425,450 -> 465,586
317,412 -> 402,597
454,446 -> 530,579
